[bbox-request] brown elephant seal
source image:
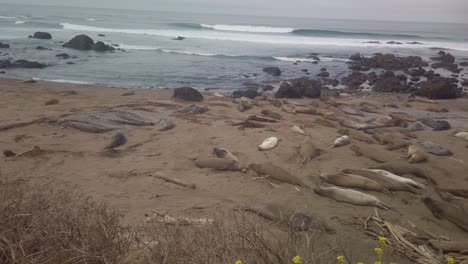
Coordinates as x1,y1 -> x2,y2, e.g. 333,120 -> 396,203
249,163 -> 309,188
194,158 -> 241,171
241,203 -> 334,232
407,144 -> 428,163
213,147 -> 239,162
371,161 -> 438,186
342,169 -> 418,194
372,132 -> 410,151
319,173 -> 387,194
435,187 -> 468,199
314,186 -> 392,210
298,139 -> 321,163
420,141 -> 452,156
261,109 -> 282,120
429,240 -> 468,252
314,117 -> 338,128
340,119 -> 387,130
338,129 -> 374,143
423,197 -> 468,232
350,145 -> 388,163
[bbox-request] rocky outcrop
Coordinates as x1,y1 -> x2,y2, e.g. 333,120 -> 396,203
98,34 -> 106,37
418,77 -> 461,99
430,51 -> 460,73
172,87 -> 204,102
275,77 -> 322,98
0,59 -> 47,69
56,53 -> 70,59
173,36 -> 186,40
406,67 -> 426,77
0,42 -> 9,48
386,41 -> 402,45
35,46 -> 51,50
31,32 -> 52,39
233,89 -> 259,99
372,71 -> 411,93
263,67 -> 282,76
317,68 -> 330,78
347,53 -> 428,71
63,35 -> 95,50
340,72 -> 368,89
93,41 -> 115,52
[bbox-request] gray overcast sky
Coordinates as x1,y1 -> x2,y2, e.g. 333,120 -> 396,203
1,0 -> 467,23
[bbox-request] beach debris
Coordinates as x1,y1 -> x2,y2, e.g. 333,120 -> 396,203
314,186 -> 391,210
178,104 -> 209,114
158,119 -> 175,131
153,172 -> 196,189
258,137 -> 279,151
249,163 -> 309,188
105,133 -> 127,149
407,144 -> 428,163
420,141 -> 453,156
146,212 -> 214,225
330,135 -> 350,148
261,109 -> 282,120
423,197 -> 468,232
44,98 -> 59,105
291,125 -> 307,135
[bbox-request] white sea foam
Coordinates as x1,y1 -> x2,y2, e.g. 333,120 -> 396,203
118,44 -> 160,50
273,57 -> 318,62
86,18 -> 97,21
200,24 -> 294,33
15,20 -> 26,24
119,44 -> 220,56
33,78 -> 91,85
0,16 -> 17,19
60,23 -> 468,51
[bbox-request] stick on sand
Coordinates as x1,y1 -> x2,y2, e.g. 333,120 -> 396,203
153,172 -> 196,189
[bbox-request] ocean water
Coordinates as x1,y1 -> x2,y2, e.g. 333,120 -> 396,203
1,3 -> 467,89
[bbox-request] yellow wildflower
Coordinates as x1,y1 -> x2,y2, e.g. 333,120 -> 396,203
235,260 -> 242,264
374,247 -> 383,257
378,236 -> 387,246
337,255 -> 345,263
293,255 -> 302,264
357,262 -> 364,264
374,262 -> 381,264
446,256 -> 455,264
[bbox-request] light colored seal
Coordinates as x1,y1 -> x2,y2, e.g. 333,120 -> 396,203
298,139 -> 321,163
454,132 -> 468,142
340,119 -> 386,130
314,186 -> 392,210
319,173 -> 387,193
249,163 -> 309,188
367,169 -> 425,189
371,161 -> 438,186
291,125 -> 307,136
407,144 -> 428,163
337,105 -> 364,117
342,169 -> 418,194
423,197 -> 468,232
194,158 -> 241,171
330,135 -> 350,148
258,137 -> 279,151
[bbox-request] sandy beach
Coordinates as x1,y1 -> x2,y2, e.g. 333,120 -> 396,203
1,78 -> 468,263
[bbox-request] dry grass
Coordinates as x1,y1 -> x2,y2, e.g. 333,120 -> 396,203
138,213 -> 339,264
0,178 -> 133,264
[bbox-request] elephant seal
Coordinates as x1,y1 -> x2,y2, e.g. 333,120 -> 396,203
429,240 -> 468,252
372,132 -> 410,151
435,187 -> 468,199
319,173 -> 387,193
291,125 -> 307,136
314,186 -> 392,210
194,158 -> 241,171
420,118 -> 451,131
261,109 -> 282,120
367,169 -> 425,189
241,203 -> 334,232
371,161 -> 438,186
330,135 -> 350,148
420,141 -> 453,156
249,163 -> 309,188
337,105 -> 364,117
213,147 -> 239,162
298,139 -> 321,163
105,133 -> 127,149
258,137 -> 279,151
159,119 -> 176,131
407,144 -> 428,163
408,122 -> 425,132
342,169 -> 418,194
340,119 -> 386,130
423,197 -> 468,232
350,145 -> 388,163
454,132 -> 468,142
338,129 -> 374,143
314,117 -> 338,128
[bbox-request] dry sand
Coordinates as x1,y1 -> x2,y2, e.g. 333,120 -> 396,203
1,79 -> 468,263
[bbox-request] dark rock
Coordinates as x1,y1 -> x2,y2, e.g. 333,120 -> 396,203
418,77 -> 461,99
0,59 -> 47,69
35,45 -> 50,50
173,87 -> 204,102
462,79 -> 468,87
322,78 -> 339,87
233,89 -> 259,99
364,41 -> 381,44
312,61 -> 318,65
32,32 -> 52,39
0,42 -> 9,49
431,62 -> 460,73
431,52 -> 455,63
347,53 -> 428,71
275,77 -> 322,98
407,67 -> 426,77
410,77 -> 420,82
121,91 -> 135,96
301,69 -> 308,73
45,98 -> 59,105
63,35 -> 95,50
105,133 -> 127,149
173,36 -> 186,41
306,54 -> 320,61
460,61 -> 468,66
93,41 -> 115,52
56,53 -> 70,59
407,42 -> 423,44
317,71 -> 330,78
66,62 -> 75,65
98,34 -> 106,37
0,71 -> 5,74
386,41 -> 402,44
263,66 -> 282,76
263,85 -> 275,91
372,71 -> 411,93
340,71 -> 368,89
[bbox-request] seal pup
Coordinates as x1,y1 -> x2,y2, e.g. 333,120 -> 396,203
420,141 -> 452,156
261,109 -> 282,120
367,169 -> 425,189
314,186 -> 392,210
423,197 -> 468,232
337,105 -> 364,117
213,147 -> 239,162
330,135 -> 350,148
194,158 -> 241,171
291,125 -> 307,136
340,119 -> 386,130
319,173 -> 387,193
249,163 -> 309,188
454,132 -> 468,142
338,129 -> 374,143
298,139 -> 321,163
105,133 -> 127,149
342,169 -> 418,193
371,161 -> 438,186
407,144 -> 428,163
158,119 -> 176,131
258,137 -> 279,151
314,117 -> 338,128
